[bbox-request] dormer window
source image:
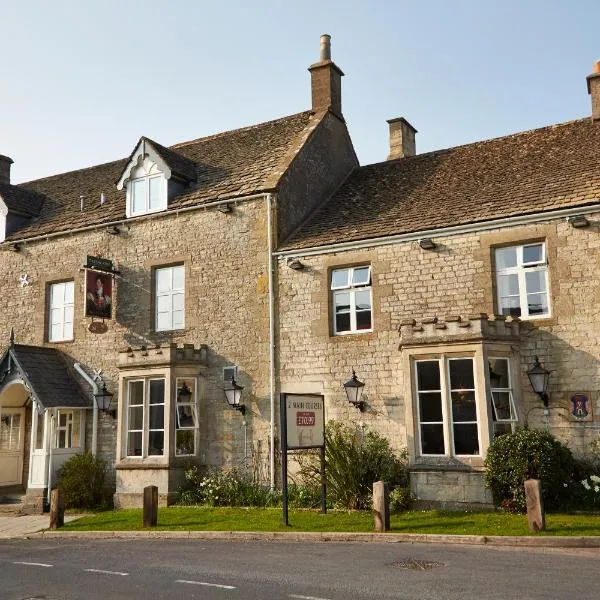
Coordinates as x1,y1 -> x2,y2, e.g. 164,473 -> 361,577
125,157 -> 167,218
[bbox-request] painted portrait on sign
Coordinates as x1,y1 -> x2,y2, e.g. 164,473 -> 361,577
85,270 -> 112,319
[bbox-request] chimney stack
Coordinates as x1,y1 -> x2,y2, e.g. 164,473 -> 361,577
309,34 -> 344,119
0,155 -> 13,185
587,60 -> 600,121
387,117 -> 417,160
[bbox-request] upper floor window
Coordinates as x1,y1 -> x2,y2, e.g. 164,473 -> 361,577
125,157 -> 167,218
48,281 -> 74,342
331,266 -> 372,335
495,242 -> 550,319
415,357 -> 480,457
155,265 -> 185,331
126,378 -> 165,457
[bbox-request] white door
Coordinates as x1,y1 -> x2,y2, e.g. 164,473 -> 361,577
0,407 -> 25,486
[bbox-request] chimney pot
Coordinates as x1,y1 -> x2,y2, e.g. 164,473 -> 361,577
0,155 -> 13,185
386,117 -> 418,160
587,60 -> 600,120
319,34 -> 331,61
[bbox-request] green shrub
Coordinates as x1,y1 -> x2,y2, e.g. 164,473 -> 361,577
178,466 -> 279,507
298,421 -> 409,510
484,428 -> 574,512
287,482 -> 325,509
389,486 -> 413,513
56,453 -> 107,510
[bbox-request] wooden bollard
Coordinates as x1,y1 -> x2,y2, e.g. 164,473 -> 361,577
49,488 -> 64,530
372,480 -> 390,532
524,479 -> 545,532
143,485 -> 158,527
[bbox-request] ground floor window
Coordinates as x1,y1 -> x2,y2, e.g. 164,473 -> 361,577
488,357 -> 518,436
126,378 -> 165,457
0,412 -> 21,451
56,410 -> 81,449
175,378 -> 198,456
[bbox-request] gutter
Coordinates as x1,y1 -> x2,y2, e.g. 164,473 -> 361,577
274,202 -> 600,258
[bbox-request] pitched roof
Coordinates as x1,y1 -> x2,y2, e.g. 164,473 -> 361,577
281,118 -> 600,251
143,137 -> 197,182
0,344 -> 89,409
5,111 -> 315,241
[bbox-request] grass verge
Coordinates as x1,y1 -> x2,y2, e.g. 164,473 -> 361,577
62,507 -> 600,536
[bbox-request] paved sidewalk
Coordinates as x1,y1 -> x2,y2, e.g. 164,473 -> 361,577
0,515 -> 79,539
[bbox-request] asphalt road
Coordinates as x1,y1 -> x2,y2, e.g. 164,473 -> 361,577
0,538 -> 598,600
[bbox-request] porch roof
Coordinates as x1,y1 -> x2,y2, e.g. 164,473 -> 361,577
0,344 -> 90,410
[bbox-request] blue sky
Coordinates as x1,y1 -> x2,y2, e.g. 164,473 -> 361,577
2,0 -> 599,183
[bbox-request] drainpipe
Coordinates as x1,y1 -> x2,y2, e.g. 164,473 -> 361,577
74,363 -> 98,457
266,192 -> 276,489
46,410 -> 55,507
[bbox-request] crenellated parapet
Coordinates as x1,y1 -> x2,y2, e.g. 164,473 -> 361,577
118,343 -> 209,369
399,313 -> 521,348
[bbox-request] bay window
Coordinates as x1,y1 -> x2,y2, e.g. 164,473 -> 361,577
175,378 -> 198,456
126,378 -> 165,457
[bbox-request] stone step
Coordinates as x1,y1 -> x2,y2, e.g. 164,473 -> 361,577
0,503 -> 24,515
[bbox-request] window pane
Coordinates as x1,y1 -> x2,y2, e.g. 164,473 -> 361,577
172,292 -> 184,311
523,244 -> 543,264
453,424 -> 479,455
58,430 -> 67,449
176,430 -> 195,456
148,431 -> 164,455
132,179 -> 146,213
352,267 -> 370,286
177,405 -> 196,428
492,391 -> 513,421
335,312 -> 351,333
527,292 -> 548,315
35,414 -> 44,449
355,289 -> 371,310
419,392 -> 443,422
421,424 -> 445,454
499,296 -> 521,317
356,310 -> 372,330
172,265 -> 184,290
172,310 -> 185,329
494,423 -> 512,437
498,273 -> 519,296
334,291 -> 350,311
51,283 -> 64,305
495,247 -> 517,269
148,177 -> 162,210
416,361 -> 440,391
64,281 -> 74,303
149,379 -> 165,404
59,413 -> 67,427
489,358 -> 509,389
525,270 -> 546,294
156,312 -> 170,331
72,414 -> 80,447
127,432 -> 143,456
449,359 -> 474,390
51,323 -> 62,341
331,269 -> 349,288
156,295 -> 171,312
149,404 -> 164,430
128,405 -> 143,430
129,381 -> 144,406
156,268 -> 171,292
451,391 -> 477,422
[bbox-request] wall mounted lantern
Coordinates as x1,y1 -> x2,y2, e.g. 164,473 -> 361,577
567,215 -> 590,228
419,238 -> 437,250
94,383 -> 116,417
287,257 -> 304,270
343,369 -> 366,411
224,377 -> 245,415
526,356 -> 551,407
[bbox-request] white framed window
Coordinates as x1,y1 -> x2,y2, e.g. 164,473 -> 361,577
48,281 -> 74,342
331,266 -> 372,335
130,175 -> 165,216
415,357 -> 480,457
0,411 -> 21,451
488,357 -> 517,437
155,265 -> 185,331
55,410 -> 81,449
126,378 -> 165,457
175,378 -> 198,456
495,242 -> 550,319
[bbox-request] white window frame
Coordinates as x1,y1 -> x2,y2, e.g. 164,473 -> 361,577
155,265 -> 185,331
125,378 -> 166,458
175,377 -> 198,457
414,356 -> 481,458
55,410 -> 81,449
488,356 -> 518,436
128,173 -> 167,217
495,242 -> 550,320
48,281 -> 74,342
331,266 -> 373,335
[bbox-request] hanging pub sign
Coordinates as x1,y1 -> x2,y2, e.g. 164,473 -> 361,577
84,256 -> 118,320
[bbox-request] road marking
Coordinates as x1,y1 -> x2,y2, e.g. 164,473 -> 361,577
13,561 -> 53,568
84,568 -> 129,576
176,580 -> 236,590
289,595 -> 332,600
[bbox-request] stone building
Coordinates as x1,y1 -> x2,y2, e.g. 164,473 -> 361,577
2,35 -> 600,510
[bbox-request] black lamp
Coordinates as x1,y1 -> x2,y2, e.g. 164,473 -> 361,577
224,377 -> 245,415
95,383 -> 116,417
343,369 -> 366,411
527,356 -> 551,407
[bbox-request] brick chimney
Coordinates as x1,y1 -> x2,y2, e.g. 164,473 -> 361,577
0,155 -> 13,184
309,34 -> 344,119
387,117 -> 417,160
586,60 -> 600,121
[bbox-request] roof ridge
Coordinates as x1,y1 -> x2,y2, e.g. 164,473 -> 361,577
18,157 -> 126,187
171,110 -> 313,149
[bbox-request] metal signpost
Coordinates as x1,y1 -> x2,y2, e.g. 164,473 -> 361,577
280,393 -> 326,526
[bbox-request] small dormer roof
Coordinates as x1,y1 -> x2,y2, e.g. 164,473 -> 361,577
116,137 -> 197,190
0,182 -> 46,217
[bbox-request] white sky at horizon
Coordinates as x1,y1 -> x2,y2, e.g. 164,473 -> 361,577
1,0 -> 599,183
